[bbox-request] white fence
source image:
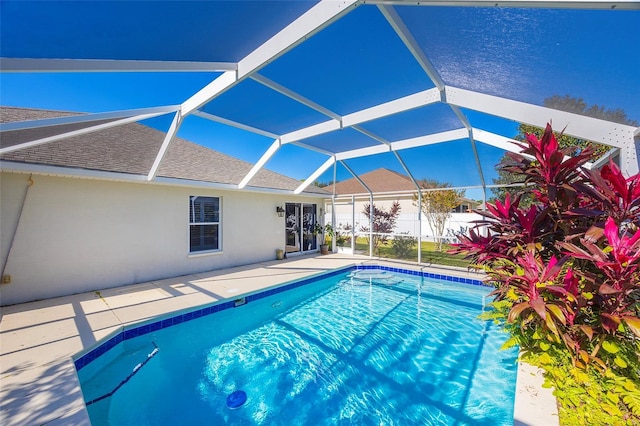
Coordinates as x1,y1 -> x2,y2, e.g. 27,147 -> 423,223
327,212 -> 482,244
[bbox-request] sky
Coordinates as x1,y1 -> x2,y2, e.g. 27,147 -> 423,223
2,2 -> 638,201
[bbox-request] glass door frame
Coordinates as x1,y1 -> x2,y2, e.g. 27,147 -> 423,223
285,202 -> 318,255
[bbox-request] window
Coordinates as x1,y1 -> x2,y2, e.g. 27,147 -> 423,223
189,196 -> 220,253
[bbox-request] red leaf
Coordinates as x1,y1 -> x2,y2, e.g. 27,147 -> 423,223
604,217 -> 620,248
583,226 -> 604,244
599,283 -> 621,295
601,162 -> 628,200
601,313 -> 621,333
529,297 -> 547,321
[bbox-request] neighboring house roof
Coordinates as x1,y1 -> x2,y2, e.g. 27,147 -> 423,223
0,106 -> 328,195
324,168 -> 417,195
325,169 -> 483,209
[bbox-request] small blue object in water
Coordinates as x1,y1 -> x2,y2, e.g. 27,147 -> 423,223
226,390 -> 247,409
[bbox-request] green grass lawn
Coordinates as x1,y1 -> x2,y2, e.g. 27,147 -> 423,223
351,238 -> 473,269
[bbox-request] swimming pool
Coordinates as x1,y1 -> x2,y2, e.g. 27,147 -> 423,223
75,266 -> 518,425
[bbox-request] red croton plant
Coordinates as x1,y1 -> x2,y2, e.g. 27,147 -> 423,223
452,123 -> 640,375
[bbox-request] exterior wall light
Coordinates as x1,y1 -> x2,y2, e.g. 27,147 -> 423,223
276,206 -> 285,217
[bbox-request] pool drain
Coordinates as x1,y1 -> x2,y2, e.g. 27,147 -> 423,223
226,390 -> 247,409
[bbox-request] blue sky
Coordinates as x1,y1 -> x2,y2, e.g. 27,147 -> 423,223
2,2 -> 638,201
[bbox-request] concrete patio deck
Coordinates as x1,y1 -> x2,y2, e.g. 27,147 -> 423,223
0,254 -> 557,425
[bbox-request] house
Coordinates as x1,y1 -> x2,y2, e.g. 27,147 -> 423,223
323,168 -> 482,244
0,106 -> 329,305
452,197 -> 483,213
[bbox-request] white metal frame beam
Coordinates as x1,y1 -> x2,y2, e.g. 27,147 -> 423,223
393,150 -> 424,263
591,147 -> 620,170
467,128 -> 487,189
181,70 -> 237,116
335,144 -> 390,160
237,1 -> 359,79
353,125 -> 391,147
277,87 -> 441,146
473,127 -> 596,169
378,5 -> 445,91
0,111 -> 170,155
251,73 -> 341,121
342,88 -> 441,128
390,128 -> 469,152
363,1 -> 640,10
0,105 -> 179,132
280,120 -> 341,145
622,134 -> 640,175
192,110 -> 279,139
445,86 -> 637,149
471,128 -> 523,153
334,128 -> 468,160
181,0 -> 358,116
0,58 -> 236,73
382,4 -> 494,197
339,160 -> 375,257
289,141 -> 336,157
238,139 -> 282,188
2,0 -> 636,197
147,111 -> 182,180
294,157 -> 336,194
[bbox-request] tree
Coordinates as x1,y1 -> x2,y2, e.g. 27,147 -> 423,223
312,180 -> 330,188
543,94 -> 638,127
413,179 -> 465,251
360,201 -> 401,256
490,95 -> 638,203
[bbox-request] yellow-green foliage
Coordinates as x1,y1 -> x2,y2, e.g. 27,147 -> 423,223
524,348 -> 640,425
481,300 -> 640,426
481,288 -> 640,426
483,299 -> 640,425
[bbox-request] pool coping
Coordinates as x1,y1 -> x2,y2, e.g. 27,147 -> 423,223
0,254 -> 558,425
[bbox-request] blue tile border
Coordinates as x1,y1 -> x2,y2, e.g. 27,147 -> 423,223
354,264 -> 484,287
74,264 -> 482,371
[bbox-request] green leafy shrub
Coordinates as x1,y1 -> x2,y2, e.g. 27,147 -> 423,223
453,123 -> 640,423
391,233 -> 417,259
525,349 -> 640,425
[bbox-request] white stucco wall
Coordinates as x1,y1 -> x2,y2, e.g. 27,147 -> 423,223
0,172 -> 321,305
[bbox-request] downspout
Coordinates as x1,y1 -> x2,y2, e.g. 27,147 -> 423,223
1,174 -> 34,280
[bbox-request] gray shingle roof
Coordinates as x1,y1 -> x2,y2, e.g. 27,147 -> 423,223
1,106 -> 328,194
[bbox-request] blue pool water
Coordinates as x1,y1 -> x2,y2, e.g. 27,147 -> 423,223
76,268 -> 518,425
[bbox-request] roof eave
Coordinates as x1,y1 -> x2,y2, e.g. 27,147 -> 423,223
0,161 -> 330,198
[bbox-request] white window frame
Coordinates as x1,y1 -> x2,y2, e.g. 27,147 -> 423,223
189,195 -> 221,254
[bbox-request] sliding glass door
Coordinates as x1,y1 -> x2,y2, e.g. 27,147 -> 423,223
285,202 -> 317,254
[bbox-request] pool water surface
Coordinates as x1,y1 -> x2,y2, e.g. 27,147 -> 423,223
76,268 -> 517,425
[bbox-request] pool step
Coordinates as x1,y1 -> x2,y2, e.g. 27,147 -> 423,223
85,342 -> 159,406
